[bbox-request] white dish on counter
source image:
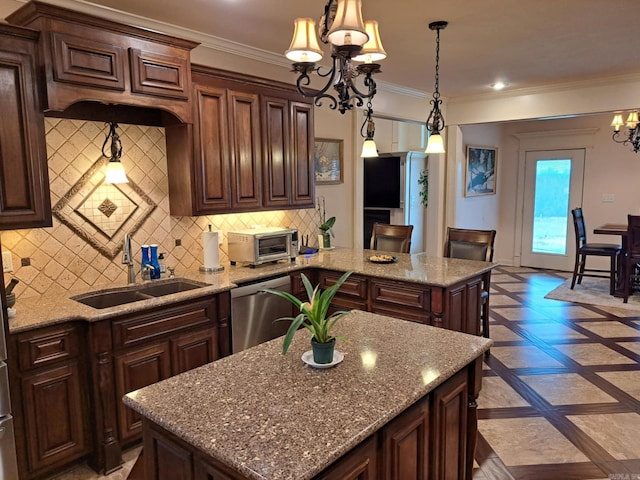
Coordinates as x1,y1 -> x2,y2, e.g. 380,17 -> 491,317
301,350 -> 344,369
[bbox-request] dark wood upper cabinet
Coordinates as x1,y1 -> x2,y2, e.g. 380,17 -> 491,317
290,101 -> 315,206
166,66 -> 315,216
262,95 -> 291,209
228,89 -> 262,210
7,1 -> 198,123
0,25 -> 52,230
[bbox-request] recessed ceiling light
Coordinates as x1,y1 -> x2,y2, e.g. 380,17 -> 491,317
491,81 -> 508,90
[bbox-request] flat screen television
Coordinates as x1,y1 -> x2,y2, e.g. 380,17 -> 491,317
364,155 -> 401,208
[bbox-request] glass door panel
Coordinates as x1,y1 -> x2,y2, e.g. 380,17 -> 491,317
521,150 -> 585,270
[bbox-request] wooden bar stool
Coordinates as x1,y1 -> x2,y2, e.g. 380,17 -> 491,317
370,223 -> 413,254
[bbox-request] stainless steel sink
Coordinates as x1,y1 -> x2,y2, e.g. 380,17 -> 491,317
138,280 -> 206,297
71,279 -> 208,309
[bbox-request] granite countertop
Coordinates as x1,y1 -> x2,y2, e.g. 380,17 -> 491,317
8,247 -> 496,333
124,310 -> 492,480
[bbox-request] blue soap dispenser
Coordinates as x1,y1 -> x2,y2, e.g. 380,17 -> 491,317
149,244 -> 161,280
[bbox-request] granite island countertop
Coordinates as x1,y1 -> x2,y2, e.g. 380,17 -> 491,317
124,310 -> 492,480
8,247 -> 496,333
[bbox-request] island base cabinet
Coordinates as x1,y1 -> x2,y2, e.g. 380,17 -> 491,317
137,360 -> 479,480
380,396 -> 430,479
315,436 -> 377,479
431,369 -> 469,479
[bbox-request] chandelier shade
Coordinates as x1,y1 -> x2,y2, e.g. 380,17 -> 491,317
353,21 -> 387,63
327,0 -> 368,47
286,18 -> 323,63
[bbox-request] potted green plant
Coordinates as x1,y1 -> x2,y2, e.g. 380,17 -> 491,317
317,196 -> 335,249
262,270 -> 353,364
318,216 -> 335,249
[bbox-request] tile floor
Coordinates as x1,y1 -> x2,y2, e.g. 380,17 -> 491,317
474,267 -> 640,480
48,266 -> 640,480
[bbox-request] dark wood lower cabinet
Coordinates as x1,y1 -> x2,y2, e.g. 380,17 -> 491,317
8,322 -> 91,479
138,359 -> 480,480
431,369 -> 469,480
316,436 -> 377,480
21,361 -> 90,473
115,342 -> 172,443
380,396 -> 429,479
9,292 -> 231,479
306,269 -> 489,336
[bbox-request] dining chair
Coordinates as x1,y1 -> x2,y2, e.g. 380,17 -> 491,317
623,215 -> 640,303
443,227 -> 496,346
369,223 -> 414,254
570,208 -> 621,296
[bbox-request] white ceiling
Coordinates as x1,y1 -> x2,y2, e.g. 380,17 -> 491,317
3,0 -> 640,98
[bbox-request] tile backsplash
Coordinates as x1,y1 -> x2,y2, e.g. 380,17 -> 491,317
2,119 -> 321,299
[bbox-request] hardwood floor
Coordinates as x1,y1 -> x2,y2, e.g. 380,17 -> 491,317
474,266 -> 640,480
49,266 -> 640,480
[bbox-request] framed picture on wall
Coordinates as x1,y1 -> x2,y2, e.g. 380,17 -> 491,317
465,145 -> 497,197
314,138 -> 344,184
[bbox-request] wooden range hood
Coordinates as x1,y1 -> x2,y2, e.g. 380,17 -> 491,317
6,1 -> 200,127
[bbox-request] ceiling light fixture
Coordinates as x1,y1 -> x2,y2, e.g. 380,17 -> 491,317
102,122 -> 129,184
611,111 -> 640,153
360,100 -> 378,157
425,21 -> 448,154
491,81 -> 507,90
285,0 -> 386,114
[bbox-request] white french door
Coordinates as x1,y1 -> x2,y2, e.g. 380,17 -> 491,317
520,149 -> 585,271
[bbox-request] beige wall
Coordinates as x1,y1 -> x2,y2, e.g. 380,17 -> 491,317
464,112 -> 639,267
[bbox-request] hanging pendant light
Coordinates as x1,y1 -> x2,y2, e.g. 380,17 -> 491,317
425,21 -> 448,154
102,122 -> 128,184
360,100 -> 378,158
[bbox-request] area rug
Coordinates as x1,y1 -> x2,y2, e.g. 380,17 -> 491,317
545,277 -> 640,314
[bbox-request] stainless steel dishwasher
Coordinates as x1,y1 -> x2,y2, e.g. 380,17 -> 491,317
230,275 -> 294,352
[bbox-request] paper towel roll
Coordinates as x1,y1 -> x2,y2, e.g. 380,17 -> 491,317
202,230 -> 221,270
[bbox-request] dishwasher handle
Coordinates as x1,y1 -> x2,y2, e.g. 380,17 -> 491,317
231,275 -> 292,298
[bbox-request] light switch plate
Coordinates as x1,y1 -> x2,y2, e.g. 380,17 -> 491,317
601,193 -> 615,203
2,252 -> 13,272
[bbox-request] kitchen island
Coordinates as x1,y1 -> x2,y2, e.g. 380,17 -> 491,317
124,310 -> 492,480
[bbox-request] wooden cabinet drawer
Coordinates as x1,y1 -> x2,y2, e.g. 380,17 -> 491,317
17,324 -> 80,371
112,298 -> 216,349
318,271 -> 368,299
370,279 -> 430,324
318,270 -> 368,311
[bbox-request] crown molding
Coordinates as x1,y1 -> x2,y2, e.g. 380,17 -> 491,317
449,73 -> 640,105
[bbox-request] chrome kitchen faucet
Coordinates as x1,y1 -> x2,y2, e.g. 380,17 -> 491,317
122,233 -> 136,284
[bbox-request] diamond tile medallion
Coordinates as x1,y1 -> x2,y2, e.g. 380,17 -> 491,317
52,157 -> 156,259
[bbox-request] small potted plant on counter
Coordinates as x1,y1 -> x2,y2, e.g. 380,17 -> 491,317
317,196 -> 335,249
262,270 -> 353,365
318,216 -> 335,249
